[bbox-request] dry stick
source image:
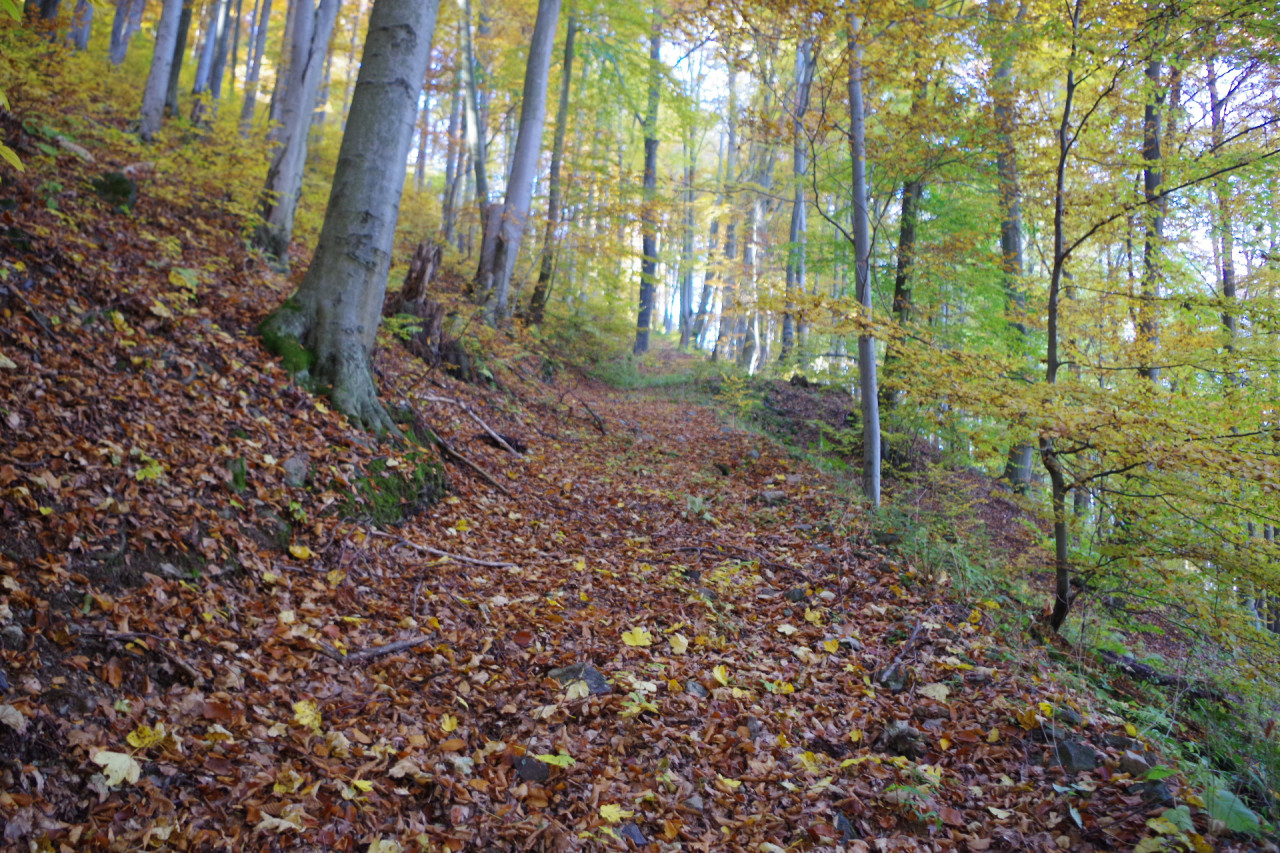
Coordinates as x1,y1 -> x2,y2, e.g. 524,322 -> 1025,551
10,288 -> 57,339
75,628 -> 203,683
435,435 -> 515,498
315,637 -> 430,664
672,543 -> 794,573
368,529 -> 518,568
421,394 -> 520,455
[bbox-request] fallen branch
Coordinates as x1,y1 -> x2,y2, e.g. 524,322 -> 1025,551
671,542 -> 794,573
556,387 -> 607,435
433,433 -> 515,498
421,394 -> 521,455
315,637 -> 430,664
368,529 -> 518,568
74,628 -> 202,683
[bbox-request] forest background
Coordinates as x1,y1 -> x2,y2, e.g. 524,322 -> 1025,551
2,0 -> 1280,847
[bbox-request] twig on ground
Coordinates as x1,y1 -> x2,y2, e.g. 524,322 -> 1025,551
10,287 -> 57,339
421,394 -> 521,455
433,433 -> 515,497
74,628 -> 203,683
315,637 -> 430,664
368,529 -> 518,568
671,542 -> 795,572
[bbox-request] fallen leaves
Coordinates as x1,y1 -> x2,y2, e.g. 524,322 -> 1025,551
92,750 -> 141,786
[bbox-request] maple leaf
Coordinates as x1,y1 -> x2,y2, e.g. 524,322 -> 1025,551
93,750 -> 141,786
534,751 -> 575,767
126,723 -> 166,749
918,683 -> 950,703
712,664 -> 729,685
668,632 -> 688,654
621,627 -> 653,647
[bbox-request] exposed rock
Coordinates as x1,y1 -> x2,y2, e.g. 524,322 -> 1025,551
685,680 -> 708,699
784,588 -> 807,603
548,663 -> 611,696
514,755 -> 548,783
683,795 -> 705,812
834,810 -> 858,844
761,490 -> 787,505
1054,706 -> 1084,728
1049,738 -> 1098,774
0,624 -> 24,651
157,562 -> 183,579
618,823 -> 647,845
283,454 -> 310,487
1137,779 -> 1174,806
1103,733 -> 1142,752
839,636 -> 864,652
1119,749 -> 1152,776
876,720 -> 925,759
746,449 -> 761,460
873,530 -> 902,546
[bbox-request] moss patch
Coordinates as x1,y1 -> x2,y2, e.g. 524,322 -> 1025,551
258,299 -> 316,376
338,452 -> 446,526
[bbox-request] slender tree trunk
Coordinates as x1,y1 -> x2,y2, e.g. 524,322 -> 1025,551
441,69 -> 465,245
268,0 -> 299,125
1042,0 -> 1083,632
692,131 -> 725,347
190,0 -> 226,123
261,0 -> 440,432
633,7 -> 662,354
780,37 -> 816,362
339,1 -> 363,126
140,0 -> 187,142
1137,57 -> 1164,382
413,88 -> 429,191
109,0 -> 135,64
678,147 -> 695,348
164,1 -> 194,117
712,74 -> 738,362
993,0 -> 1034,491
529,4 -> 577,324
253,0 -> 341,267
458,4 -> 490,263
228,0 -> 243,93
238,0 -> 271,132
849,9 -> 879,506
480,0 -> 561,322
207,0 -> 237,103
1207,57 -> 1237,343
67,0 -> 92,50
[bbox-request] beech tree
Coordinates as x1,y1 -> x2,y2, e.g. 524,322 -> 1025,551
138,0 -> 185,142
260,0 -> 440,431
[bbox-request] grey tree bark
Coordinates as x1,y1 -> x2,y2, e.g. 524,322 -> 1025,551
164,0 -> 193,117
632,7 -> 662,354
1207,56 -> 1237,343
440,66 -> 464,245
479,0 -> 562,322
67,0 -> 91,50
528,5 -> 577,325
458,1 -> 490,255
252,0 -> 341,268
712,73 -> 739,362
992,0 -> 1034,491
849,9 -> 880,507
189,0 -> 226,122
261,0 -> 441,432
238,0 -> 272,132
1137,57 -> 1165,383
779,37 -> 816,362
109,0 -> 147,65
139,0 -> 187,142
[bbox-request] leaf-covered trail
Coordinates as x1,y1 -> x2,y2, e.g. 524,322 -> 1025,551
0,135 -> 1197,851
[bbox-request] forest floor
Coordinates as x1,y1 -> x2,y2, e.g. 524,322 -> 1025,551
0,112 -> 1250,853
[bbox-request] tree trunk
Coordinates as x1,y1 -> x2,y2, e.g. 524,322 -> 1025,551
780,37 -> 816,363
992,0 -> 1034,491
440,65 -> 464,245
67,0 -> 92,50
480,0 -> 562,322
459,4 -> 490,268
1207,57 -> 1237,343
528,4 -> 577,325
261,0 -> 440,432
712,73 -> 738,362
208,0 -> 238,103
164,1 -> 194,117
413,88 -> 429,191
632,7 -> 662,354
253,0 -> 341,268
1137,57 -> 1164,383
109,0 -> 145,65
189,0 -> 226,123
140,0 -> 187,142
677,148 -> 695,348
849,9 -> 879,507
238,0 -> 272,132
1042,0 -> 1083,632
228,0 -> 243,93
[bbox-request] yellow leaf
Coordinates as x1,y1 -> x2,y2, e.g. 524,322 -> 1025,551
804,607 -> 822,624
622,627 -> 654,647
1125,723 -> 1138,737
918,682 -> 950,703
326,569 -> 346,586
988,727 -> 1001,743
367,838 -> 402,853
574,558 -> 586,571
822,639 -> 840,653
668,633 -> 688,654
293,699 -> 322,733
289,544 -> 312,560
149,300 -> 173,319
441,714 -> 458,733
712,664 -> 729,686
126,723 -> 166,749
988,806 -> 1013,819
0,351 -> 16,369
454,518 -> 471,532
93,750 -> 141,786
351,779 -> 374,792
262,572 -> 281,584
776,624 -> 798,635
273,767 -> 303,794
716,774 -> 742,790
534,751 -> 575,768
940,737 -> 951,750
599,803 -> 633,823
849,728 -> 862,743
1038,701 -> 1054,715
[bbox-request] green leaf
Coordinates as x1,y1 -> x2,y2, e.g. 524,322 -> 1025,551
1157,806 -> 1194,833
0,144 -> 22,173
1203,787 -> 1261,834
533,751 -> 575,768
0,0 -> 19,21
1144,766 -> 1177,781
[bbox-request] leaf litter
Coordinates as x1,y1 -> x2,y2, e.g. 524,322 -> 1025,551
0,102 -> 1238,853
